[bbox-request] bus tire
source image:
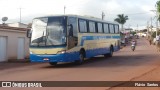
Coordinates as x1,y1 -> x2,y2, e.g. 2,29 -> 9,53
104,47 -> 113,57
75,51 -> 85,65
49,62 -> 57,66
108,47 -> 113,57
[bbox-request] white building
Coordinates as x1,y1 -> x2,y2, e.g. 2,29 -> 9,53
0,26 -> 29,62
7,22 -> 28,28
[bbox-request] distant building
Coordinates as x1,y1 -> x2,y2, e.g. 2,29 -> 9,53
0,26 -> 29,62
149,27 -> 158,32
121,28 -> 133,33
7,22 -> 28,28
125,28 -> 133,32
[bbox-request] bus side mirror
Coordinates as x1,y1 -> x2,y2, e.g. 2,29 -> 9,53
27,29 -> 32,38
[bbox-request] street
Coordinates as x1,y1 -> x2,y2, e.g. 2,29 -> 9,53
1,37 -> 160,90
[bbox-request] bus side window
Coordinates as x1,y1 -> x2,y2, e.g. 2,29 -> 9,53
68,17 -> 78,37
97,23 -> 103,33
89,21 -> 96,33
104,23 -> 109,33
68,24 -> 73,37
109,24 -> 114,33
68,17 -> 78,47
115,25 -> 119,33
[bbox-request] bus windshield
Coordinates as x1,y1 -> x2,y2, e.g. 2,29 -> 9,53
31,17 -> 66,47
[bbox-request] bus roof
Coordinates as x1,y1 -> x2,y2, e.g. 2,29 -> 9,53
34,14 -> 119,25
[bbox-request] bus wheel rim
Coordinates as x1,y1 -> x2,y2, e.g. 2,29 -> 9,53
80,53 -> 84,61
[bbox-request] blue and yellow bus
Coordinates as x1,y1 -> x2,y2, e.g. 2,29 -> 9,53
27,15 -> 121,65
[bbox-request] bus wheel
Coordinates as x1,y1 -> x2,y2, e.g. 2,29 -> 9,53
49,62 -> 57,66
104,47 -> 113,57
75,51 -> 85,65
108,47 -> 113,57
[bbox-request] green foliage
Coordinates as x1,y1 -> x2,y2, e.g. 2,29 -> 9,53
114,14 -> 129,24
141,29 -> 147,32
151,31 -> 160,38
152,32 -> 156,38
157,1 -> 160,21
130,31 -> 136,35
157,1 -> 160,13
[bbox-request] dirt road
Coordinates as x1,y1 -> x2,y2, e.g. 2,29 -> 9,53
0,37 -> 160,90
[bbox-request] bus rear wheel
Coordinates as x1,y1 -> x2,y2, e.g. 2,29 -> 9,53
49,62 -> 57,66
104,47 -> 113,57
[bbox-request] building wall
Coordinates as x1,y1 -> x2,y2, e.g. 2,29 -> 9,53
0,28 -> 29,61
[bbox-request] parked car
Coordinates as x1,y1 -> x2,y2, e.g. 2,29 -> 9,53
141,33 -> 147,37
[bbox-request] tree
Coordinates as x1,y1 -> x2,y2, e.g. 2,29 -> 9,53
152,30 -> 160,38
142,29 -> 147,32
157,0 -> 160,21
114,14 -> 129,32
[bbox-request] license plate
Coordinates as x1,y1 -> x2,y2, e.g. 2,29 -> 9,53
43,58 -> 49,61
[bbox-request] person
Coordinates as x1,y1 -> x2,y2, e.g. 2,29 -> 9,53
131,40 -> 136,51
149,39 -> 152,45
131,40 -> 136,46
125,35 -> 128,44
156,35 -> 160,52
156,35 -> 160,41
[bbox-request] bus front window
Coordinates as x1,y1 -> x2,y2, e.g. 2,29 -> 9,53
31,18 -> 48,46
31,17 -> 66,47
46,17 -> 66,46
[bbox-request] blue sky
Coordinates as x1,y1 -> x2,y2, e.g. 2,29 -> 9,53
0,0 -> 158,29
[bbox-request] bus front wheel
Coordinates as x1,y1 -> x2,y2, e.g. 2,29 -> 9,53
49,62 -> 57,66
74,51 -> 85,65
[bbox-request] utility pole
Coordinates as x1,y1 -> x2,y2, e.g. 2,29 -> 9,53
128,24 -> 131,36
102,12 -> 105,20
150,17 -> 153,38
156,11 -> 158,37
147,21 -> 149,39
64,6 -> 66,14
150,10 -> 159,38
19,8 -> 22,23
136,24 -> 138,35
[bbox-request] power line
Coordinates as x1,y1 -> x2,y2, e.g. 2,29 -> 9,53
106,12 -> 150,16
127,12 -> 149,15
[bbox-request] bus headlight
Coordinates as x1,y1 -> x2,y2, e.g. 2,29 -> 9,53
30,51 -> 34,54
57,50 -> 66,54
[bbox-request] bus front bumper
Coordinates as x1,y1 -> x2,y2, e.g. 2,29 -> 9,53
30,53 -> 66,62
30,52 -> 79,63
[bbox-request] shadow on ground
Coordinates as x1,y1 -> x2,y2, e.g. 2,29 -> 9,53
42,53 -> 157,69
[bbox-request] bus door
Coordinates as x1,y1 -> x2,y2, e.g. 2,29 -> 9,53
67,17 -> 78,50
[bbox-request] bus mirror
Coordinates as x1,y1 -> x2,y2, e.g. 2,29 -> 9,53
27,29 -> 32,38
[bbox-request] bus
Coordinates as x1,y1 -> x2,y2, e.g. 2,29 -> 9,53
27,15 -> 121,65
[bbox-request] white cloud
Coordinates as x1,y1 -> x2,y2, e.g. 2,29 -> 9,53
0,0 -> 158,29
105,0 -> 121,11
